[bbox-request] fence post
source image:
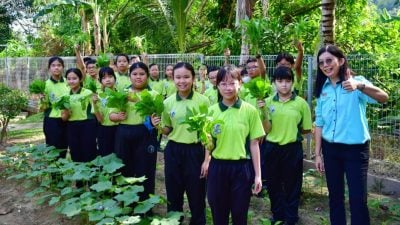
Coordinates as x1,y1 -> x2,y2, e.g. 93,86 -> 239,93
306,56 -> 314,159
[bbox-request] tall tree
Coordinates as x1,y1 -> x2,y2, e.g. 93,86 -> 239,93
321,0 -> 336,44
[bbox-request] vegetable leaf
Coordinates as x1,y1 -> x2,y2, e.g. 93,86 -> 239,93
133,89 -> 164,117
29,79 -> 46,94
53,95 -> 71,110
180,105 -> 224,150
96,53 -> 110,68
84,78 -> 98,93
104,88 -> 128,112
244,77 -> 272,100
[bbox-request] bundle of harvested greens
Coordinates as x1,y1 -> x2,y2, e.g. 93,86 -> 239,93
29,79 -> 46,94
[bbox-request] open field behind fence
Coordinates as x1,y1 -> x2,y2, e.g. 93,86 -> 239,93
0,54 -> 399,162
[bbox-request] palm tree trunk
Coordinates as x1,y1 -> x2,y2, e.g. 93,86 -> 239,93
102,16 -> 109,52
321,0 -> 336,45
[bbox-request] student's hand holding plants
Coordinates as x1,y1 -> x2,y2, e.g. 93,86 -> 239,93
92,93 -> 99,104
200,156 -> 210,178
61,109 -> 70,121
150,113 -> 161,127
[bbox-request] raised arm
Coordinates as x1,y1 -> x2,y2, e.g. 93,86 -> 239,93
293,40 -> 304,81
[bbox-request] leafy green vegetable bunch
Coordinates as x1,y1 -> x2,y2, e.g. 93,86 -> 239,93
244,77 -> 272,100
29,79 -> 46,94
133,89 -> 164,117
96,53 -> 110,68
100,88 -> 128,112
84,78 -> 98,93
180,105 -> 224,150
53,95 -> 71,110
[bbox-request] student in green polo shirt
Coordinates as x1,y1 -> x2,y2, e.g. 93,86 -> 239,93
63,68 -> 98,163
109,62 -> 158,203
114,54 -> 131,91
42,56 -> 70,157
92,67 -> 118,156
206,65 -> 264,225
203,66 -> 219,105
259,66 -> 312,225
148,63 -> 163,93
83,59 -> 102,93
161,64 -> 176,98
151,62 -> 210,225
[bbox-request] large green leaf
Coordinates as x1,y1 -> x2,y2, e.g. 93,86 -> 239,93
90,181 -> 113,192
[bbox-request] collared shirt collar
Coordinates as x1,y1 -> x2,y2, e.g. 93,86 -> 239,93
70,87 -> 82,95
323,78 -> 342,88
272,92 -> 297,102
50,76 -> 64,83
218,98 -> 242,112
176,90 -> 194,101
150,77 -> 159,82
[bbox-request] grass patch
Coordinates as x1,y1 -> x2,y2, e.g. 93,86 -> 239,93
8,128 -> 43,139
15,112 -> 44,124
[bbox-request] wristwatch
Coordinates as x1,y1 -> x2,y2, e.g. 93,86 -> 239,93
357,83 -> 366,91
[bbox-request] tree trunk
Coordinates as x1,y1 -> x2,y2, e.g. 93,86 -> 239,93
80,8 -> 92,55
321,0 -> 336,45
0,118 -> 10,144
102,16 -> 109,52
236,0 -> 249,65
93,8 -> 102,55
261,0 -> 269,17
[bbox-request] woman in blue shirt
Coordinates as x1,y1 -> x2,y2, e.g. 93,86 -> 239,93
314,45 -> 388,225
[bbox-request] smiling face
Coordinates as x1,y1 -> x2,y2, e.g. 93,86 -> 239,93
318,52 -> 344,82
165,65 -> 174,80
67,71 -> 82,91
130,67 -> 148,90
174,67 -> 194,95
218,75 -> 241,102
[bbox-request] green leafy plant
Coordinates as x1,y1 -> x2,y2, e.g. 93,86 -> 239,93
53,95 -> 70,110
180,104 -> 224,150
29,79 -> 46,94
216,28 -> 235,53
84,77 -> 98,93
244,77 -> 272,100
96,53 -> 110,68
101,88 -> 128,112
134,89 -> 164,117
241,18 -> 267,54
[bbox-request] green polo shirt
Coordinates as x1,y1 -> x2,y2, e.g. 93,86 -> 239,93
44,77 -> 70,118
148,78 -> 163,94
115,72 -> 131,92
162,91 -> 210,144
162,80 -> 177,97
83,76 -> 102,93
120,87 -> 159,125
95,89 -> 118,126
68,88 -> 94,121
203,87 -> 218,105
265,93 -> 312,145
209,99 -> 265,160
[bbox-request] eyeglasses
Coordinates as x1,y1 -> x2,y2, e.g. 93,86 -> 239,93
246,66 -> 258,71
219,82 -> 238,88
318,58 -> 334,67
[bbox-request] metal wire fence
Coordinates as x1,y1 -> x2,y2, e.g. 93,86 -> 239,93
0,54 -> 398,162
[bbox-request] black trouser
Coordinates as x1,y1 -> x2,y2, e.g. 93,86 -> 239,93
207,158 -> 254,225
97,125 -> 117,156
264,141 -> 303,224
164,140 -> 206,225
322,139 -> 370,225
114,124 -> 158,201
67,119 -> 98,163
43,116 -> 68,158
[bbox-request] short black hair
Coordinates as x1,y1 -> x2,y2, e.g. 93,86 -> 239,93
275,53 -> 294,65
99,67 -> 116,82
272,66 -> 294,81
86,59 -> 97,66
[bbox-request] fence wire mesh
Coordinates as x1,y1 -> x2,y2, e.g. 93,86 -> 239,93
0,54 -> 398,163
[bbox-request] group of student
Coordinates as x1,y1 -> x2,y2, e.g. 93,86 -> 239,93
40,43 -> 388,225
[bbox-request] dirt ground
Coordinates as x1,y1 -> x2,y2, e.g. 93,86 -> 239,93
0,123 -> 399,225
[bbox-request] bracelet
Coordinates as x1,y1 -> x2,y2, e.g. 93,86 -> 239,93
357,83 -> 366,91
